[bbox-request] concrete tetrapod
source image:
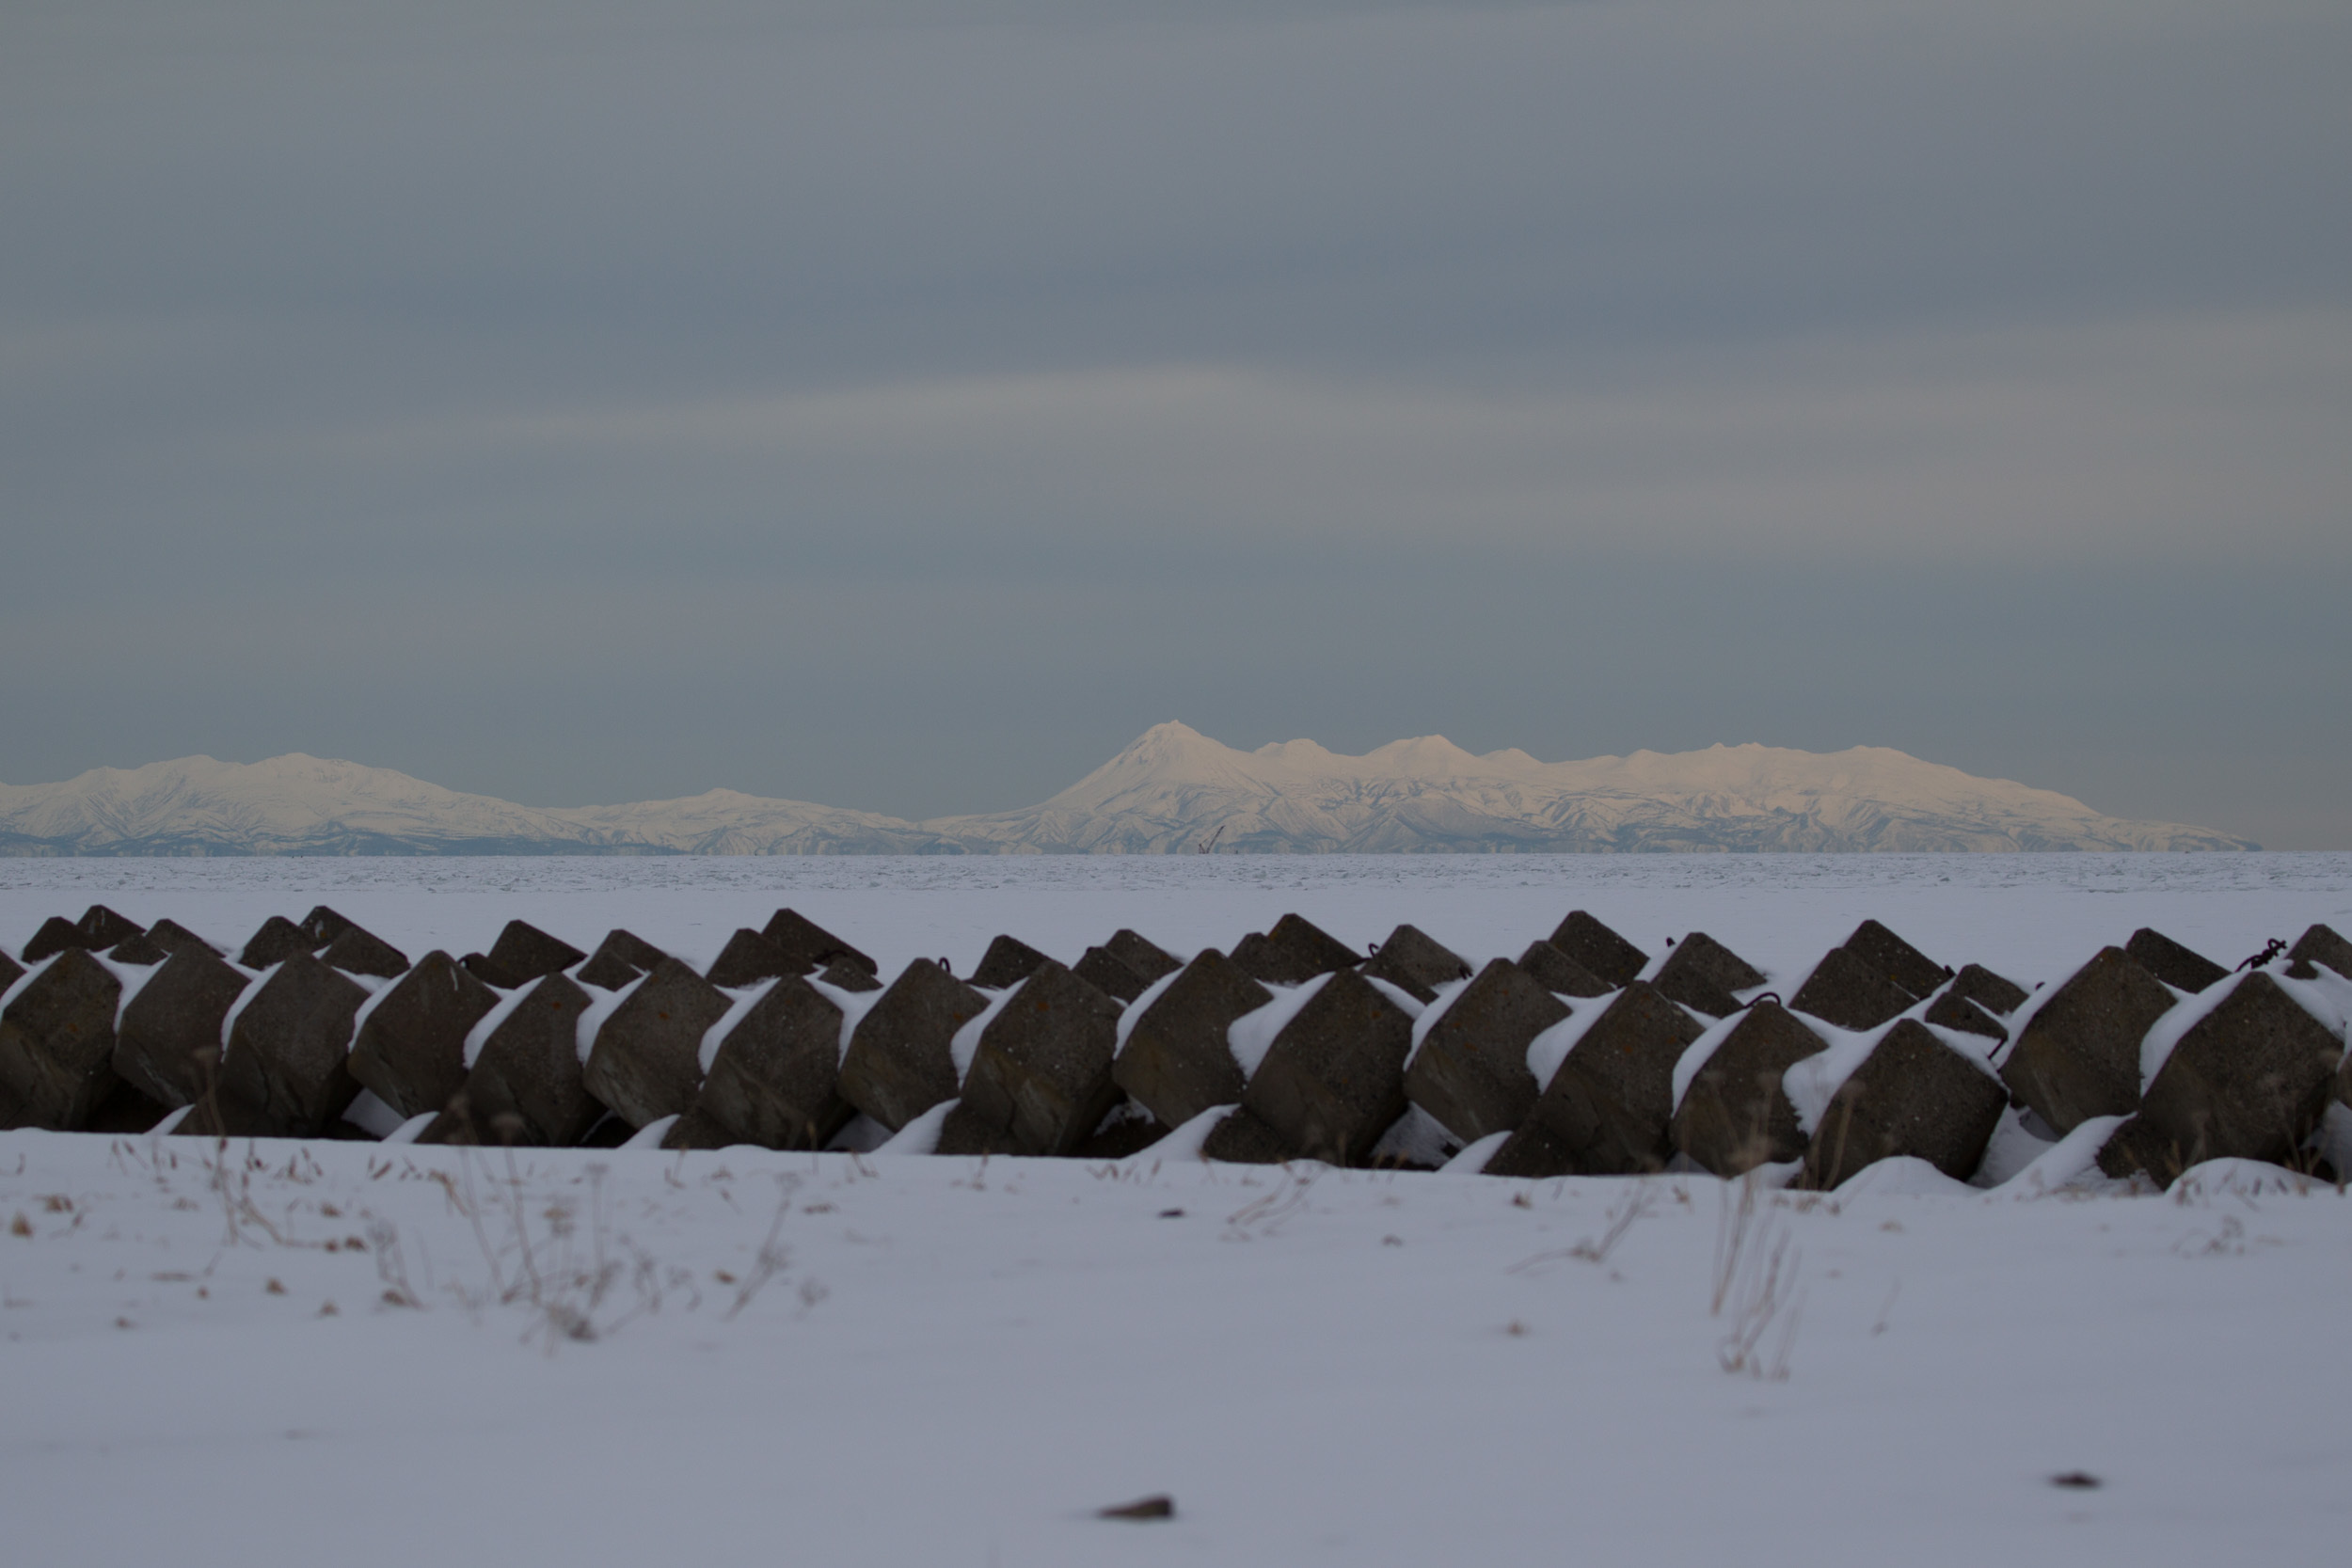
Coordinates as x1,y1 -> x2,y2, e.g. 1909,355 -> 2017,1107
1072,945 -> 1151,1004
1547,911 -> 1647,990
319,923 -> 411,980
1111,950 -> 1269,1130
1233,914 -> 1361,988
107,930 -> 171,966
1198,1105 -> 1295,1164
958,959 -> 1125,1157
667,974 -> 853,1152
1649,933 -> 1753,1020
1946,963 -> 2029,1018
1788,947 -> 1917,1033
1225,933 -> 1279,984
73,905 -> 147,954
345,952 -> 501,1121
237,915 -> 316,971
2285,923 -> 2352,983
1486,982 -> 1704,1179
428,974 -> 601,1147
144,919 -> 221,959
968,934 -> 1052,991
1919,962 -> 2026,1045
1234,968 -> 1416,1167
1920,990 -> 2008,1044
575,928 -> 668,991
583,957 -> 734,1128
703,928 -> 798,990
759,910 -> 876,978
0,948 -> 124,1130
112,944 -> 252,1108
1670,1000 -> 1830,1176
837,959 -> 990,1131
191,952 -> 368,1139
296,906 -> 358,951
1800,1020 -> 2009,1189
1656,930 -> 1765,996
2099,973 -> 2345,1180
1360,925 -> 1472,1005
931,1101 -> 1025,1157
1839,919 -> 1950,1001
1402,957 -> 1569,1144
1999,946 -> 2177,1134
1269,913 -> 1365,977
2123,928 -> 2229,994
813,958 -> 882,993
19,917 -> 89,966
1104,929 -> 1182,986
463,921 -> 586,990
1516,940 -> 1611,999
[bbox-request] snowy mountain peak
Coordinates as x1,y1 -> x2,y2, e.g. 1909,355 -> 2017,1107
1356,736 -> 1499,780
0,726 -> 2257,856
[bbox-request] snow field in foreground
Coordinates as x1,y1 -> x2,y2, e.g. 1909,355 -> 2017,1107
2,1131 -> 2347,1568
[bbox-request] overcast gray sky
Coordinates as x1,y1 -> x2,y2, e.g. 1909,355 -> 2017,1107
4,0 -> 2347,845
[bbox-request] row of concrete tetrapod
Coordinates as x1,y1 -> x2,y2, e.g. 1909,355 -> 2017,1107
2,901 -> 2347,1189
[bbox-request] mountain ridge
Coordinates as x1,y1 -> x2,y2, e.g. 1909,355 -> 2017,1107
0,723 -> 2256,855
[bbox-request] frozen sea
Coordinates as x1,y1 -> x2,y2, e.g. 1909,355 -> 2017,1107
3,853 -> 2349,1567
7,850 -> 2350,986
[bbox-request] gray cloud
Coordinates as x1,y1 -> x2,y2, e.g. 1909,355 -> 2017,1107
3,0 -> 2347,845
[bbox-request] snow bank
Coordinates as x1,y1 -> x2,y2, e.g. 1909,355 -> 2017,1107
1834,1156 -> 1975,1197
1988,1114 -> 2128,1198
2168,1157 -> 2334,1201
1969,1107 -> 2056,1188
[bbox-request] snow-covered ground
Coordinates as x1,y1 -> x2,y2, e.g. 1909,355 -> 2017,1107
5,854 -> 2349,1565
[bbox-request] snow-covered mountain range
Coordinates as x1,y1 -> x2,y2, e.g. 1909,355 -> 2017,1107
0,722 -> 2254,855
